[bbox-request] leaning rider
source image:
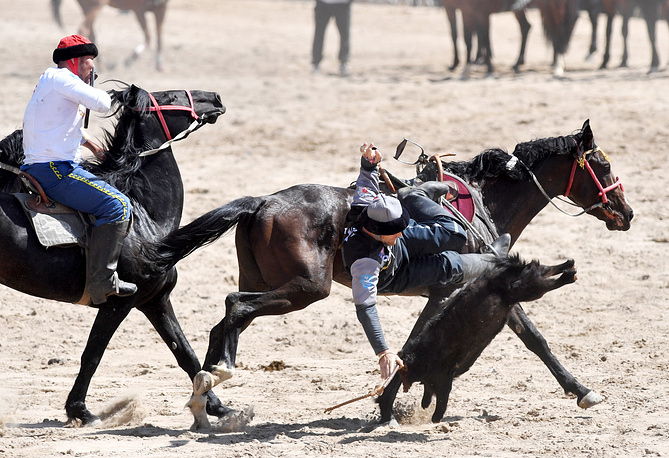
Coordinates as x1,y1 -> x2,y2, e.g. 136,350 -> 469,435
21,34 -> 137,305
342,143 -> 511,380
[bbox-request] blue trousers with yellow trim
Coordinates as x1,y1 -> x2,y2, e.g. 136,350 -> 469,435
21,161 -> 132,226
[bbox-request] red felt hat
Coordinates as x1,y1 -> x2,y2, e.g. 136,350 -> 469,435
52,34 -> 98,64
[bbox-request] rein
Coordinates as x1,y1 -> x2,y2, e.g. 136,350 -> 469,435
509,139 -> 623,217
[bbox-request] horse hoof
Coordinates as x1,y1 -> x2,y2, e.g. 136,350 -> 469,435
193,370 -> 215,396
211,364 -> 235,383
186,393 -> 211,430
578,390 -> 604,409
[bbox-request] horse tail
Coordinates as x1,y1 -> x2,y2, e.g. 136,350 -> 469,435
51,0 -> 64,28
145,196 -> 263,273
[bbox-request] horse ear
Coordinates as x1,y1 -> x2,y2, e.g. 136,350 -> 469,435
581,119 -> 594,150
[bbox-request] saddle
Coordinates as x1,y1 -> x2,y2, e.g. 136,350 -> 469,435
14,171 -> 87,248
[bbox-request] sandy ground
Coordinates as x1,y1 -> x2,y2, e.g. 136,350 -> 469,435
1,0 -> 669,456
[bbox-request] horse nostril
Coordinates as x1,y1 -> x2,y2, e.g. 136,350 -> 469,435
629,209 -> 634,221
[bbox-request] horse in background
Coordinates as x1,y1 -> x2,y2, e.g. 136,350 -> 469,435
531,0 -> 582,77
439,0 -> 533,76
439,0 -> 585,78
50,0 -> 168,71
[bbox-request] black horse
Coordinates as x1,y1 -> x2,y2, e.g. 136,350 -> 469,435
0,84 -> 230,426
147,120 -> 632,427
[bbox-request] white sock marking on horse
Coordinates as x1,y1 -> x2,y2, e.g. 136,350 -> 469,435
188,366 -> 236,430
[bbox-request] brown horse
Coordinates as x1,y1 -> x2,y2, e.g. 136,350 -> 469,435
147,120 -> 632,427
51,0 -> 168,71
439,0 -> 532,76
440,0 -> 584,78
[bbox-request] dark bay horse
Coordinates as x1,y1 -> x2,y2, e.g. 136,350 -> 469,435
441,0 -> 585,78
440,0 -> 532,76
51,0 -> 168,70
0,84 -> 229,426
148,120 -> 632,427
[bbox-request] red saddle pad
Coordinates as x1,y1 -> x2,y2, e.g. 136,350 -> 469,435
442,172 -> 475,223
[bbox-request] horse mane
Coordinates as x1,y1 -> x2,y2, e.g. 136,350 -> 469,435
441,134 -> 578,184
83,84 -> 154,194
0,129 -> 25,167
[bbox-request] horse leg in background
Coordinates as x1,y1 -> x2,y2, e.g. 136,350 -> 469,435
460,13 -> 476,79
65,304 -> 133,425
506,304 -> 604,408
584,0 -> 600,61
599,8 -> 615,69
151,4 -> 167,71
77,2 -> 105,68
126,10 -> 150,68
443,4 -> 460,70
512,10 -> 531,73
477,16 -> 493,75
138,293 -> 232,420
638,0 -> 661,72
620,0 -> 638,68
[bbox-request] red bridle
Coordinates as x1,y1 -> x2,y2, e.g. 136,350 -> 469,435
146,90 -> 199,141
564,141 -> 623,205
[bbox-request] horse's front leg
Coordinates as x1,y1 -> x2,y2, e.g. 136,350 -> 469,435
507,304 -> 603,408
65,303 -> 132,426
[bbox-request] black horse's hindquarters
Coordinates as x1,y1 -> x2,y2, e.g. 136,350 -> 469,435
0,194 -> 85,302
0,86 -> 229,425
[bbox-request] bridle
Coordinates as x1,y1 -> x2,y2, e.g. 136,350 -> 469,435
509,137 -> 624,217
564,139 -> 623,205
139,90 -> 204,157
0,89 -> 206,178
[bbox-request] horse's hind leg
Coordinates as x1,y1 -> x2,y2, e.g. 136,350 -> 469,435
65,303 -> 132,425
209,275 -> 332,378
138,292 -> 232,420
506,304 -> 603,409
189,274 -> 333,428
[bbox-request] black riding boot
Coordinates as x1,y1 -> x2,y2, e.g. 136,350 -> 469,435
398,181 -> 459,221
87,220 -> 137,305
455,233 -> 512,285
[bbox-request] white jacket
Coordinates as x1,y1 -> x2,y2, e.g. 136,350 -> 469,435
23,67 -> 111,165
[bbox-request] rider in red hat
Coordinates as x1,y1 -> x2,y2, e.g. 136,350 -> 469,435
22,34 -> 137,305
